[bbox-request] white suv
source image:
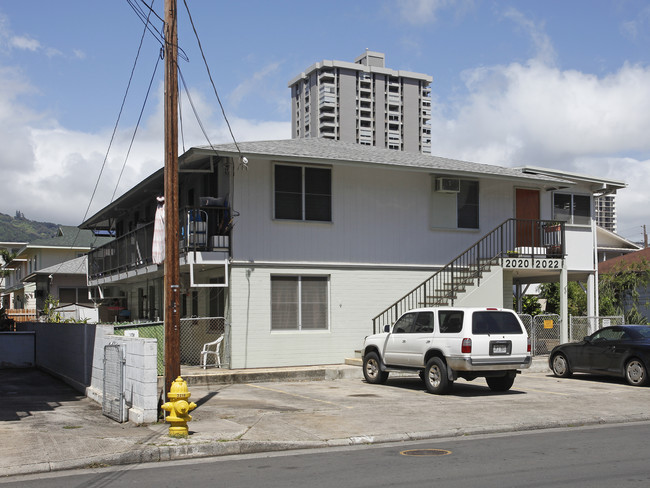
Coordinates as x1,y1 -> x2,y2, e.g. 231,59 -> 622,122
362,307 -> 531,394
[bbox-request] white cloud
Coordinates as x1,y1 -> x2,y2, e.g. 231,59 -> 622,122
229,62 -> 282,107
10,35 -> 40,51
433,60 -> 650,166
621,4 -> 650,41
0,71 -> 290,226
396,0 -> 450,25
503,8 -> 556,65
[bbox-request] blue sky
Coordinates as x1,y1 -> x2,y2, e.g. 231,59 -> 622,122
1,0 -> 650,242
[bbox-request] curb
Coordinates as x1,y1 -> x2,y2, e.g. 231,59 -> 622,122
6,415 -> 650,477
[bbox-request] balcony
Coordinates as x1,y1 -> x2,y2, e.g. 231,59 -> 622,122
87,206 -> 230,282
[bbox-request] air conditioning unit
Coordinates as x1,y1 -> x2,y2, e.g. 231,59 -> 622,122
435,177 -> 460,193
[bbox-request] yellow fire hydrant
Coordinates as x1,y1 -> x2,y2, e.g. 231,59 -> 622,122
161,376 -> 197,437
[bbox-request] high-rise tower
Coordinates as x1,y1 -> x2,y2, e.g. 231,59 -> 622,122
288,51 -> 432,154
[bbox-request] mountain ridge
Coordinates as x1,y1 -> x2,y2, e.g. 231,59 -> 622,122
0,212 -> 62,242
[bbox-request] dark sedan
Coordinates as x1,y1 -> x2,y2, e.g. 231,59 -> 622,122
549,325 -> 650,386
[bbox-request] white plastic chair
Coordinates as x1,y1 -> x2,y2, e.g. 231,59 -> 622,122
200,335 -> 224,369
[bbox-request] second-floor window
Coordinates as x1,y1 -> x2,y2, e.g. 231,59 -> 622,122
431,178 -> 479,230
553,193 -> 591,225
274,164 -> 332,222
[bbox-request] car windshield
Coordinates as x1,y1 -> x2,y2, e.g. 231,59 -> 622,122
472,311 -> 523,334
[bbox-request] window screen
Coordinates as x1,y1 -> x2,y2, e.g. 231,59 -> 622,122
271,276 -> 328,330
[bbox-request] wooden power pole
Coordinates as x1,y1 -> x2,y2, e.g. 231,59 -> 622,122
163,0 -> 180,395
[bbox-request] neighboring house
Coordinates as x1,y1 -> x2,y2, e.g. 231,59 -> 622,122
597,226 -> 641,263
599,247 -> 650,321
0,227 -> 112,315
22,255 -> 98,322
289,51 -> 432,154
80,138 -> 626,369
0,241 -> 27,308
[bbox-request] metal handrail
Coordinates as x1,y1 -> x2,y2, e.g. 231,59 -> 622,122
371,219 -> 565,333
87,206 -> 231,280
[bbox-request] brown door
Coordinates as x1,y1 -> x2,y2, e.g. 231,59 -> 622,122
516,189 -> 540,247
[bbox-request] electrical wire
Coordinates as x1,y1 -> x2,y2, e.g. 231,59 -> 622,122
111,53 -> 162,202
134,0 -> 190,62
181,0 -> 244,158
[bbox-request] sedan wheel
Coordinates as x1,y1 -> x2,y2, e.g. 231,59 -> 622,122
625,359 -> 648,386
551,353 -> 572,378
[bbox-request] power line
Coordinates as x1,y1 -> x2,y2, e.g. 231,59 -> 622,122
181,0 -> 244,160
111,53 -> 162,202
81,0 -> 157,229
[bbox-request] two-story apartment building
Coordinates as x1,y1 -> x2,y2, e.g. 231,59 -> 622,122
0,227 -> 112,314
81,138 -> 625,368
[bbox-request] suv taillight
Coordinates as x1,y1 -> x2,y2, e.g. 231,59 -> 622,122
462,338 -> 472,353
527,336 -> 531,353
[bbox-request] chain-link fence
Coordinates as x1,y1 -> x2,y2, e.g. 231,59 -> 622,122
103,343 -> 125,422
519,314 -> 626,356
179,317 -> 229,367
518,313 -> 560,356
114,317 -> 229,372
569,315 -> 625,341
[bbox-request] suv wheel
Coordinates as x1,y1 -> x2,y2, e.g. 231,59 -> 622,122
486,373 -> 516,392
363,352 -> 389,384
423,357 -> 452,394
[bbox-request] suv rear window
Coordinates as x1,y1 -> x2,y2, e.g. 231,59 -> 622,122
472,311 -> 523,335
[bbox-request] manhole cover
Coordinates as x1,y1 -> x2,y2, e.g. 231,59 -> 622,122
348,394 -> 379,398
400,449 -> 452,457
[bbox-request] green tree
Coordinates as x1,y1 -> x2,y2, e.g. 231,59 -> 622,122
513,294 -> 542,315
538,282 -> 588,316
599,259 -> 650,325
43,295 -> 63,323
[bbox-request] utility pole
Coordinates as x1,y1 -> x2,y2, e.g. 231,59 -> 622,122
163,0 -> 180,396
644,225 -> 648,249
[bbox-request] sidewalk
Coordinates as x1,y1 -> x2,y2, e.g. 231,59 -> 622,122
2,359 -> 650,477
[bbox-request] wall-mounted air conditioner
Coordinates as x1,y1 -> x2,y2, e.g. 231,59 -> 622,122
435,177 -> 460,193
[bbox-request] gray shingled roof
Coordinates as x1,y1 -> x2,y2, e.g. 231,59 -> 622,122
194,138 -> 571,184
28,255 -> 87,276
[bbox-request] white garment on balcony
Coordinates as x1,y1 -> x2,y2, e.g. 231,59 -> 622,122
152,197 -> 165,265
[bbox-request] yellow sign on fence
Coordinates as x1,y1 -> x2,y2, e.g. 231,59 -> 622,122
544,319 -> 554,329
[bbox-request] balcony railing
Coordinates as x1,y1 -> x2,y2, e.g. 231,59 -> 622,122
88,206 -> 230,280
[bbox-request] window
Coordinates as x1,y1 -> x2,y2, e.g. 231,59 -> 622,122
472,312 -> 523,335
431,178 -> 479,229
392,312 -> 416,333
274,164 -> 331,222
553,193 -> 591,225
59,288 -> 77,305
271,276 -> 329,330
59,287 -> 90,305
458,180 -> 479,229
439,311 -> 464,333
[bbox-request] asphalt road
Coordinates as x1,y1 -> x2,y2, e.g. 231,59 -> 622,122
4,421 -> 650,488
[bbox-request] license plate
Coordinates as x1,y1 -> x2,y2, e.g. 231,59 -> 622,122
490,341 -> 511,355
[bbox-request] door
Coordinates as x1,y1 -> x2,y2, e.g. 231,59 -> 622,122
515,188 -> 540,247
384,312 -> 416,366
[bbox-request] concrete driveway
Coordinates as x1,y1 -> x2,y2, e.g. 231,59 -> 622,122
1,366 -> 649,477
